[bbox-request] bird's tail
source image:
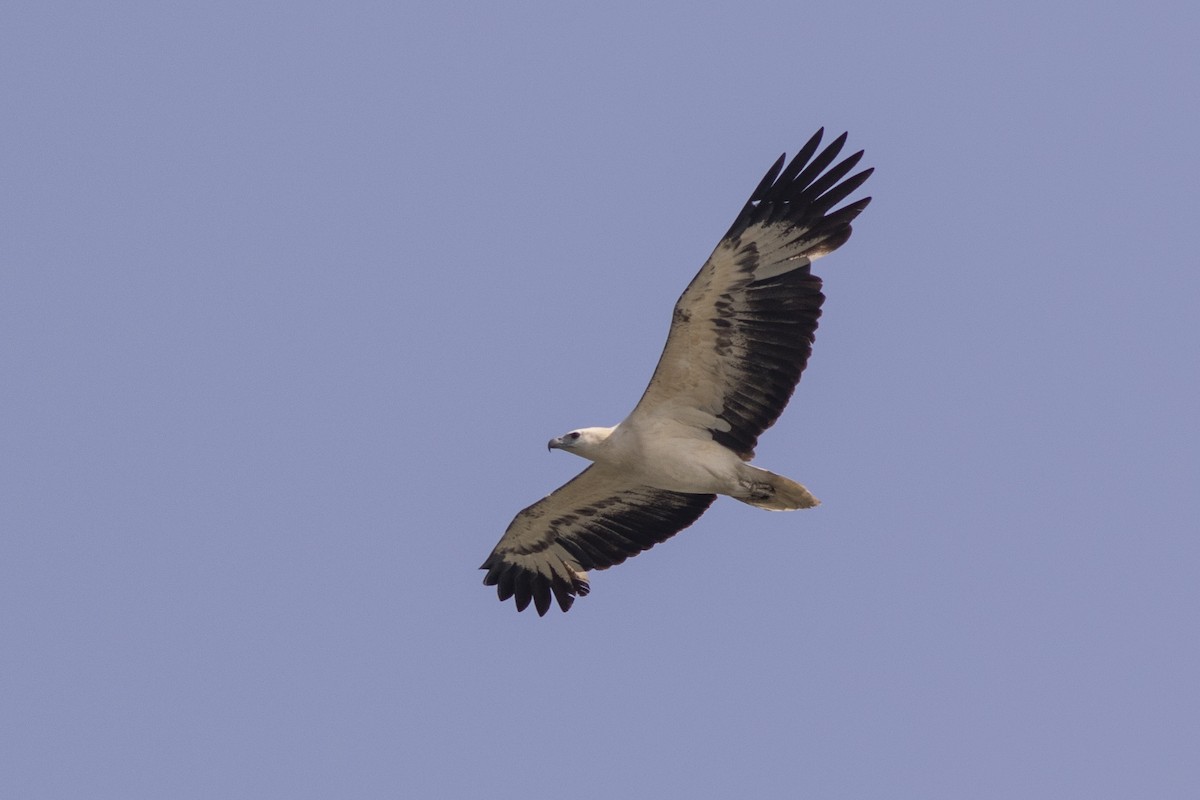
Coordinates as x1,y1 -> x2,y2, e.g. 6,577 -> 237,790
734,466 -> 820,511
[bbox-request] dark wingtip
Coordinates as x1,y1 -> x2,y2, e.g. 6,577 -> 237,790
481,555 -> 586,615
748,153 -> 787,204
725,128 -> 872,241
533,576 -> 552,616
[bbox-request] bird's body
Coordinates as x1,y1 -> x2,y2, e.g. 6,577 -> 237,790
552,423 -> 814,508
482,129 -> 872,615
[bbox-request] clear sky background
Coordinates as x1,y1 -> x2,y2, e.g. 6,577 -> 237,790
3,2 -> 1197,798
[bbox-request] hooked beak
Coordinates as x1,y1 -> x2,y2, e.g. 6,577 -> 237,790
547,437 -> 563,452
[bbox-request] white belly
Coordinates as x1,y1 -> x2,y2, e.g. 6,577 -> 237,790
607,423 -> 744,495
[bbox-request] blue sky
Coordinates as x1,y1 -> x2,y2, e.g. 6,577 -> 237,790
2,2 -> 1197,797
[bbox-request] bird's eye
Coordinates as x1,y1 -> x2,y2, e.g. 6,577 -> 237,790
567,432 -> 581,440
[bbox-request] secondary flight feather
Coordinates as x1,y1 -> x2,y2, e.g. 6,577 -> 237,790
481,129 -> 872,615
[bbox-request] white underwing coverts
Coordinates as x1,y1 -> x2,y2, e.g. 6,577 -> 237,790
482,129 -> 873,615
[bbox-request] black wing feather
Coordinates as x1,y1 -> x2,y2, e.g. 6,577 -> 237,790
482,467 -> 716,615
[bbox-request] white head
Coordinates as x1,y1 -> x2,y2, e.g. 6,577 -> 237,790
547,426 -> 615,461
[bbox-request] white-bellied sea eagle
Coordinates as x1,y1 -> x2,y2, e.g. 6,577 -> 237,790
481,129 -> 872,615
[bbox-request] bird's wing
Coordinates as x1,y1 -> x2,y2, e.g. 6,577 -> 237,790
626,129 -> 872,458
481,465 -> 716,615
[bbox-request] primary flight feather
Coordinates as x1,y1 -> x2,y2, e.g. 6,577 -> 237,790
481,129 -> 872,615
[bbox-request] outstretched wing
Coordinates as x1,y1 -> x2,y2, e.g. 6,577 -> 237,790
628,129 -> 872,458
481,466 -> 716,615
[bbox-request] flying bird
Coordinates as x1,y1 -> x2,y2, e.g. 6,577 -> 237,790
481,128 -> 872,615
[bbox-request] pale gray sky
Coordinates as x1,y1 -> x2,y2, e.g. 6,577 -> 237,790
2,2 -> 1197,797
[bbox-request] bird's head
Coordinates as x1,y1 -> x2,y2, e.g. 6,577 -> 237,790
547,426 -> 615,461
